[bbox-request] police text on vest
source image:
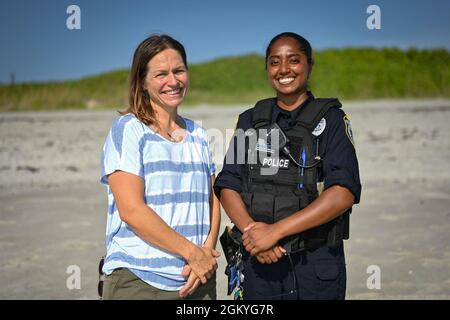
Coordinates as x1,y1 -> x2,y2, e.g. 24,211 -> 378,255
262,157 -> 289,168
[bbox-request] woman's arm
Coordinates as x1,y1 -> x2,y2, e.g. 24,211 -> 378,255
220,188 -> 254,233
179,175 -> 222,297
204,175 -> 221,248
277,185 -> 354,239
220,188 -> 285,263
108,170 -> 219,284
242,185 -> 354,255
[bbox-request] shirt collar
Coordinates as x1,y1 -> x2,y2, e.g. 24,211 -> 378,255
273,91 -> 315,125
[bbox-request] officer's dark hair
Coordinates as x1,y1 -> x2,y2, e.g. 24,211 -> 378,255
265,32 -> 314,69
121,34 -> 188,126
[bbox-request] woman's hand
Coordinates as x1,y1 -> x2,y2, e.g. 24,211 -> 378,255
179,265 -> 201,298
179,237 -> 218,297
255,245 -> 286,264
186,246 -> 220,284
180,239 -> 220,297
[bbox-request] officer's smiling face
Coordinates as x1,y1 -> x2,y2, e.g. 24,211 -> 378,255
267,37 -> 312,99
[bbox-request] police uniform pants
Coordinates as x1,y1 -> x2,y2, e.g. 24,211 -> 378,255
242,244 -> 346,300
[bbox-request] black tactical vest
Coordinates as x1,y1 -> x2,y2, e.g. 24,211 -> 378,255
240,97 -> 350,252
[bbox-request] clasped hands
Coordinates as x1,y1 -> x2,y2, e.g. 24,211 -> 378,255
179,244 -> 219,298
242,222 -> 286,264
179,222 -> 285,297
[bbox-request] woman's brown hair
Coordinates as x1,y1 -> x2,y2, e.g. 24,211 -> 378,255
120,34 -> 188,126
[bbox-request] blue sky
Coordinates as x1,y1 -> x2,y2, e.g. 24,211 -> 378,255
1,0 -> 449,83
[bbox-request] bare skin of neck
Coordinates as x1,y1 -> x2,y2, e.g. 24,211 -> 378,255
152,104 -> 185,142
277,90 -> 309,111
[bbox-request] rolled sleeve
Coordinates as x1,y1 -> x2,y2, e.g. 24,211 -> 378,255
322,109 -> 361,204
214,170 -> 242,198
324,168 -> 361,204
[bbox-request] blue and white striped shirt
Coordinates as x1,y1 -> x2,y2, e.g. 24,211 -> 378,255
100,113 -> 216,291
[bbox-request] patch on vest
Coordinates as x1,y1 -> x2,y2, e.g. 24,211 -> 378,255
255,138 -> 274,154
312,118 -> 326,136
343,114 -> 355,147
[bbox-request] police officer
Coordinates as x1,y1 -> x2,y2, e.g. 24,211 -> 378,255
214,32 -> 361,300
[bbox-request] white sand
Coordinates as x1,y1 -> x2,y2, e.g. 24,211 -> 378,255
0,99 -> 449,299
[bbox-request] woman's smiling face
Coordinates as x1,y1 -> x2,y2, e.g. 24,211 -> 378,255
266,37 -> 312,99
144,48 -> 189,110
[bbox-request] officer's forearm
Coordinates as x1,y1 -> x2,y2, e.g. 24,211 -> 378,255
274,185 -> 354,240
220,188 -> 254,233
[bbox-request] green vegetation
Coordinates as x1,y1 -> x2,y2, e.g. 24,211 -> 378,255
1,48 -> 449,112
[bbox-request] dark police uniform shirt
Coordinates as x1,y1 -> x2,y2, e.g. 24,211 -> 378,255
214,92 -> 361,204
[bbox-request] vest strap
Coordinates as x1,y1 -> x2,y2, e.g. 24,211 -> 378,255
294,98 -> 342,130
251,98 -> 275,128
251,96 -> 342,130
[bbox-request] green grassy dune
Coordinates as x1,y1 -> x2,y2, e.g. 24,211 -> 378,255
1,48 -> 449,112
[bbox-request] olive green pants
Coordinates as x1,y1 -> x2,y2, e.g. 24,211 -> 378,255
102,268 -> 217,300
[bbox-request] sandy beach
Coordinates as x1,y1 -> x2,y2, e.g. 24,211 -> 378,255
1,99 -> 449,299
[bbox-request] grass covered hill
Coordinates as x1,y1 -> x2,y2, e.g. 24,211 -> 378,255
1,48 -> 449,112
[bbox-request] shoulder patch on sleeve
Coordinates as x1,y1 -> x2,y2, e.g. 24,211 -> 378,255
343,114 -> 355,147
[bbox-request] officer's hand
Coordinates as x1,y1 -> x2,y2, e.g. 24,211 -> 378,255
242,222 -> 279,256
255,245 -> 286,264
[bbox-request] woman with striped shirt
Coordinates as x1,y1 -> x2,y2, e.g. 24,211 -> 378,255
100,34 -> 220,300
